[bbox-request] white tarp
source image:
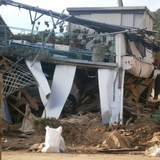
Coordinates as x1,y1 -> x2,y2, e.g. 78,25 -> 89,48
26,60 -> 51,106
98,68 -> 124,124
19,104 -> 37,133
45,65 -> 76,119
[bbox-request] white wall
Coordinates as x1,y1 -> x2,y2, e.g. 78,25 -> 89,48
69,11 -> 153,31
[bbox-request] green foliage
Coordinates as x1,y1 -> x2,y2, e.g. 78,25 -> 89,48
55,32 -> 70,45
12,29 -> 56,43
153,9 -> 160,39
33,117 -> 61,135
153,9 -> 160,31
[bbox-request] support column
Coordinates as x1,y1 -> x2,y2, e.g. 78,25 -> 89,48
0,74 -> 3,159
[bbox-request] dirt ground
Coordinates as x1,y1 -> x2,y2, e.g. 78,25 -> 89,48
2,111 -> 160,159
2,150 -> 160,160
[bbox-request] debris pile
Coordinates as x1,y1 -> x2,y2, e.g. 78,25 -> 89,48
2,111 -> 160,154
145,132 -> 160,157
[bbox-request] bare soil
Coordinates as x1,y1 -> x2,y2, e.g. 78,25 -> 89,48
2,113 -> 160,159
2,150 -> 160,160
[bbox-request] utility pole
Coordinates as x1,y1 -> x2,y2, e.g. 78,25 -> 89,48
118,0 -> 123,7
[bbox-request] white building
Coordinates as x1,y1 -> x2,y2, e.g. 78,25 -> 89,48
67,6 -> 154,31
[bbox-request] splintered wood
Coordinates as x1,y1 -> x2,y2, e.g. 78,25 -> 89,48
0,74 -> 3,159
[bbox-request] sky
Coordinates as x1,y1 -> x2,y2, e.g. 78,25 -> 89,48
0,0 -> 160,32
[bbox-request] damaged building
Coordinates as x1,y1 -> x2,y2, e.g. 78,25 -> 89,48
0,0 -> 160,128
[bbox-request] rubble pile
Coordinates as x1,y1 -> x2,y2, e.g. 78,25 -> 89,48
60,114 -> 160,151
2,104 -> 160,154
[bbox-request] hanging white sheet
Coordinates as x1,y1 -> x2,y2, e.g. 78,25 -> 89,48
45,65 -> 76,119
98,68 -> 124,125
26,60 -> 51,106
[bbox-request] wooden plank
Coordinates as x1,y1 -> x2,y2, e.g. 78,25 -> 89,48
8,94 -> 17,100
14,97 -> 27,108
0,74 -> 3,159
8,102 -> 32,122
0,58 -> 6,67
21,89 -> 39,111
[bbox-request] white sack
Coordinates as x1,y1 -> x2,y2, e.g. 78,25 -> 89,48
41,126 -> 65,153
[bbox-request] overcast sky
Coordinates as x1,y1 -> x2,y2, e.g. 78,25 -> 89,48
0,0 -> 160,31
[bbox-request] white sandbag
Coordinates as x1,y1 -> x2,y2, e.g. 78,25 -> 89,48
150,148 -> 160,157
41,126 -> 64,153
59,136 -> 65,152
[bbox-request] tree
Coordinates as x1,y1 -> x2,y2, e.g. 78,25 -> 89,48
153,9 -> 160,39
153,9 -> 160,31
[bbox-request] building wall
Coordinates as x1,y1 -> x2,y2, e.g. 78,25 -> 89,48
67,7 -> 154,63
68,7 -> 154,31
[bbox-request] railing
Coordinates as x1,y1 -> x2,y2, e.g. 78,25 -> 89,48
0,25 -> 116,63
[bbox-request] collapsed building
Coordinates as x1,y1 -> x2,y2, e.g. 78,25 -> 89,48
0,0 -> 160,127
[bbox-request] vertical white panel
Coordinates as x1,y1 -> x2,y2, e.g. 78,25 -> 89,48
91,14 -> 106,22
145,14 -> 153,30
98,68 -> 124,124
79,14 -> 91,20
105,14 -> 121,25
110,69 -> 125,124
98,69 -> 115,124
122,14 -> 134,27
134,14 -> 144,28
26,60 -> 51,106
45,65 -> 76,119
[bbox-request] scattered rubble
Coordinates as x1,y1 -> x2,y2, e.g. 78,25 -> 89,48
145,132 -> 160,156
2,110 -> 160,155
1,60 -> 160,155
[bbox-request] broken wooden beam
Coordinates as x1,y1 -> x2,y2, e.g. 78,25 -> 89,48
8,102 -> 32,122
0,74 -> 3,159
21,89 -> 39,111
14,97 -> 27,108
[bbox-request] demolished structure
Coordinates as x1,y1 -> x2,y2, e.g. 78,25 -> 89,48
0,0 -> 159,126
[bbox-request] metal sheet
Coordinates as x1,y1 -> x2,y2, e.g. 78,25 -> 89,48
45,65 -> 76,119
98,68 -> 124,124
2,99 -> 13,124
26,60 -> 51,106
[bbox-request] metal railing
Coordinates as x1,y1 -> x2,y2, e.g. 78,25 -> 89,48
0,25 -> 116,63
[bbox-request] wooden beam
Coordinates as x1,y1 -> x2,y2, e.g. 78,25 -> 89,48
8,102 -> 32,122
0,74 -> 3,159
14,97 -> 27,108
21,89 -> 39,111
